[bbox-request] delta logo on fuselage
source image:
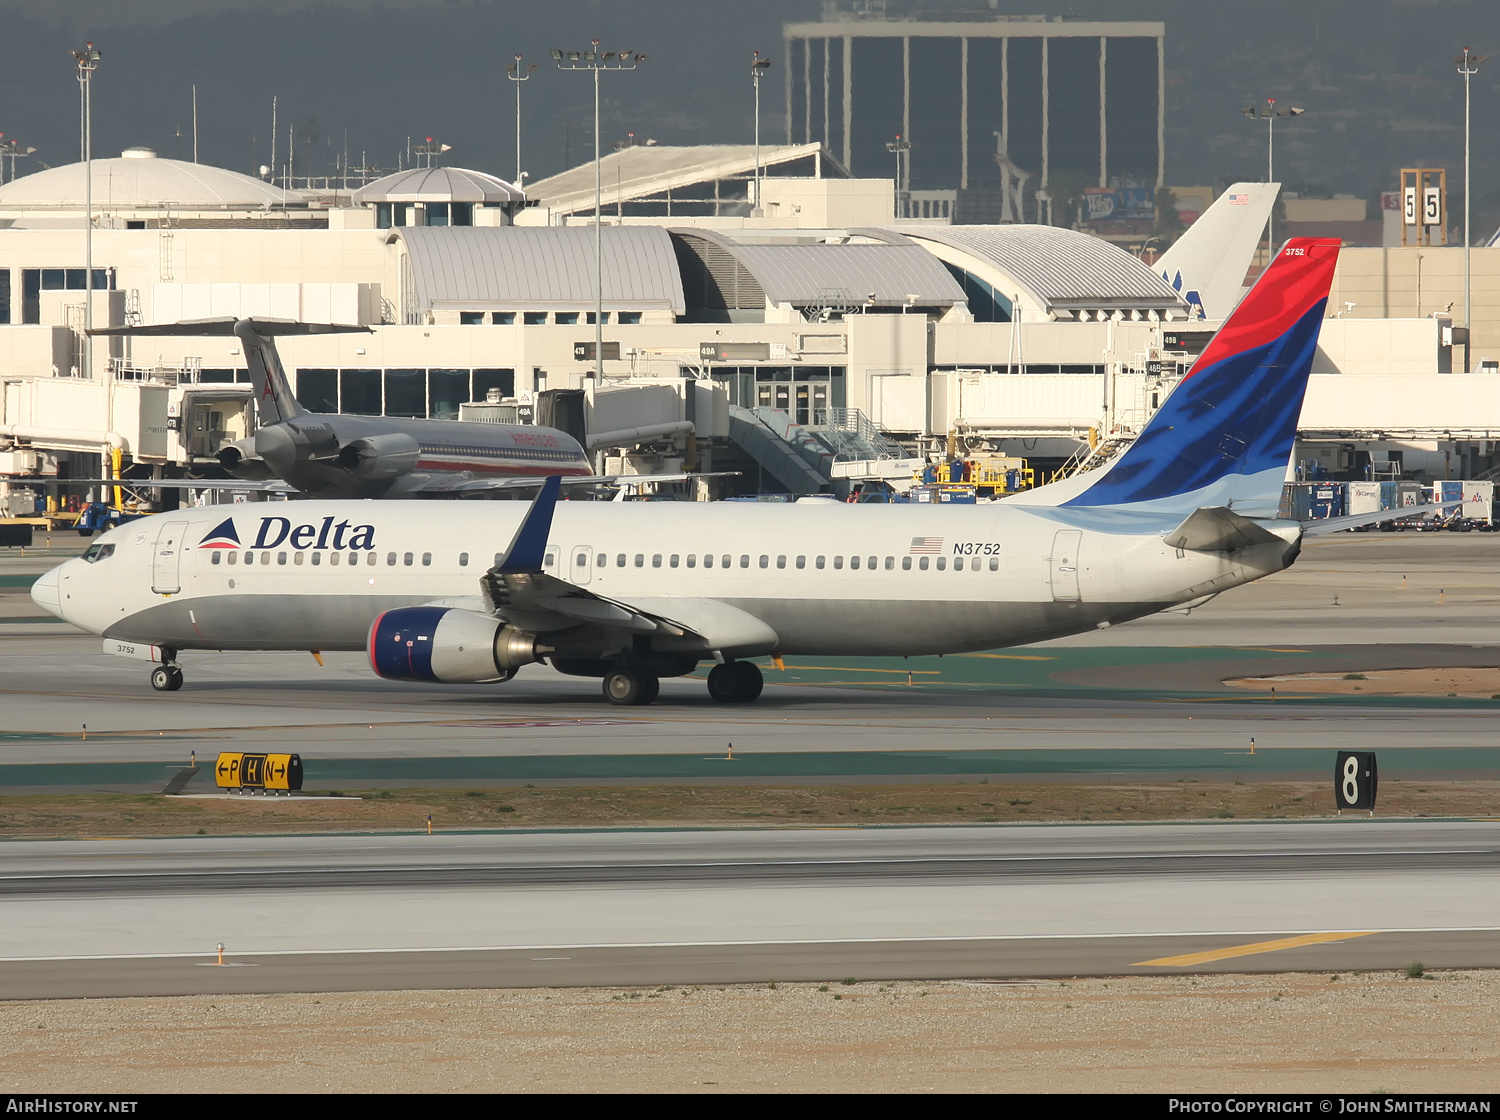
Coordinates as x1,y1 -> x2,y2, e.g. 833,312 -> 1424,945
197,516 -> 377,551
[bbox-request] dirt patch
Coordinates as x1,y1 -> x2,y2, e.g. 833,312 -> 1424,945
3,781 -> 1499,839
1226,667 -> 1500,697
3,971 -> 1497,1093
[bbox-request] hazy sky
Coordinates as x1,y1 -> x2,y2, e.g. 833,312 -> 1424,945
4,1 -> 1497,208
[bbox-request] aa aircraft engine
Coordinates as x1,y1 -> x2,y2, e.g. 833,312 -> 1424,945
337,433 -> 422,480
368,607 -> 540,683
216,437 -> 277,481
254,421 -> 340,475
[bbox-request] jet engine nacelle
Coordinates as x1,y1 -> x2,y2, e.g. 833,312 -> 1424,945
217,438 -> 277,481
254,421 -> 340,476
337,433 -> 422,480
368,606 -> 539,683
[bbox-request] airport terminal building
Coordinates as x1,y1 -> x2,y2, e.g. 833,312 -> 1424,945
0,142 -> 1498,508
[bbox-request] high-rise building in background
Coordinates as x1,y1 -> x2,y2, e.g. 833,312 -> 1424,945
783,4 -> 1164,223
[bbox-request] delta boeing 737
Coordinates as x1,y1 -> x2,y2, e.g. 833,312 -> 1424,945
38,239 -> 1380,705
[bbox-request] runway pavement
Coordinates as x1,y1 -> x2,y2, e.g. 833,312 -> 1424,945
2,821 -> 1497,998
5,627 -> 1500,789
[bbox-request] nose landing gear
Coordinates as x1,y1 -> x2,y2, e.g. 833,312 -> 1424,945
150,651 -> 184,692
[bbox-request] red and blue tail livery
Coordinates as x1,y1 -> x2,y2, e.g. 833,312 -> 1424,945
1067,237 -> 1341,519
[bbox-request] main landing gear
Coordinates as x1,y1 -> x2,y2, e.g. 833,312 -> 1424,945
150,652 -> 184,692
707,661 -> 763,704
602,665 -> 660,706
598,660 -> 765,706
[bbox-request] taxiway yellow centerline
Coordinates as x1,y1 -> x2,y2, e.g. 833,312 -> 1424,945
1133,930 -> 1379,967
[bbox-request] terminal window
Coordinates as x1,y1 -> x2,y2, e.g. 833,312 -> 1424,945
295,369 -> 338,412
340,369 -> 382,415
428,368 -> 468,420
384,369 -> 425,418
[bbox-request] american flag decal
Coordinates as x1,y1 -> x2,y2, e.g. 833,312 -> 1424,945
1228,193 -> 1249,205
909,536 -> 943,554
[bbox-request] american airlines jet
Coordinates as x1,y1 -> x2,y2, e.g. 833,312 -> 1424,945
36,239 -> 1373,705
89,318 -> 594,498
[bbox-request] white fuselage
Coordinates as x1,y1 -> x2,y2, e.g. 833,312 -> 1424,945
37,498 -> 1300,660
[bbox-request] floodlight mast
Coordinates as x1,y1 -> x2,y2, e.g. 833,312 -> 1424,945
751,52 -> 772,213
886,135 -> 911,218
72,42 -> 101,383
553,41 -> 646,382
1241,98 -> 1305,253
1457,46 -> 1488,371
506,54 -> 537,185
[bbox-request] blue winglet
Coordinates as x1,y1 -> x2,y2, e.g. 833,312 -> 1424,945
495,474 -> 562,573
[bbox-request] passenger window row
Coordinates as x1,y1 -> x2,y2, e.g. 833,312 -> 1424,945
579,553 -> 1000,572
209,549 -> 1000,573
211,551 -> 425,567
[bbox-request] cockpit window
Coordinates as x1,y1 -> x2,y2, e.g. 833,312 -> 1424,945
82,543 -> 115,563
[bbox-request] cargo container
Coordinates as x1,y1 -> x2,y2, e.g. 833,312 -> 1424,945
909,484 -> 978,505
1461,480 -> 1494,525
1287,482 -> 1346,521
1347,482 -> 1382,515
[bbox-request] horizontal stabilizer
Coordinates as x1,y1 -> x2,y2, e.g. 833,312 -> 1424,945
88,317 -> 370,337
1164,506 -> 1288,552
1301,501 -> 1460,537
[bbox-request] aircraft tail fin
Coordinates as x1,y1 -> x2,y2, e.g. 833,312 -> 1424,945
1063,237 -> 1341,520
1154,183 -> 1279,321
234,320 -> 304,425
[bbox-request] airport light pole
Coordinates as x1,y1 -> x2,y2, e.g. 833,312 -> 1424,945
1241,98 -> 1303,251
1457,46 -> 1488,371
552,42 -> 646,382
886,135 -> 910,219
506,54 -> 537,186
72,42 -> 101,381
751,51 -> 772,213
0,137 -> 38,185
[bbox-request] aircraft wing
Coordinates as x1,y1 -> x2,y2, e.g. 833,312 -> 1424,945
88,318 -> 370,338
408,471 -> 740,494
475,475 -> 775,653
65,478 -> 296,493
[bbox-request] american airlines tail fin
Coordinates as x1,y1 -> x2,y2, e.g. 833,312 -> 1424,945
87,317 -> 370,426
234,320 -> 304,425
1059,237 -> 1341,520
1154,183 -> 1279,321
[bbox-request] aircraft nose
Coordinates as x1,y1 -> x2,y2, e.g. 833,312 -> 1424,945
30,566 -> 62,618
